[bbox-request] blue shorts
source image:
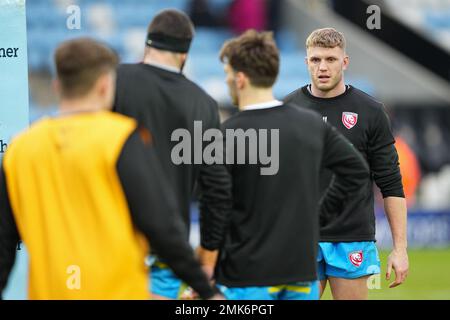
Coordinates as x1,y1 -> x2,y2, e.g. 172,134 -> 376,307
151,260 -> 188,299
317,241 -> 380,281
217,281 -> 319,300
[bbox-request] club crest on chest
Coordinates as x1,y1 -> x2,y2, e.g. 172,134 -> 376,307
342,112 -> 358,129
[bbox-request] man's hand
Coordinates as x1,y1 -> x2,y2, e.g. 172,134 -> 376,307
383,197 -> 408,288
180,289 -> 225,300
386,247 -> 409,288
208,293 -> 225,300
201,265 -> 215,281
178,248 -> 221,300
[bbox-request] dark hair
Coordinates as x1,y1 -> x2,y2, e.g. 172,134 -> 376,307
147,9 -> 195,41
55,38 -> 118,98
220,30 -> 280,88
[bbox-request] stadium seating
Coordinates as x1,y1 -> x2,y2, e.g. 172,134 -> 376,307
25,0 -> 377,105
384,0 -> 450,52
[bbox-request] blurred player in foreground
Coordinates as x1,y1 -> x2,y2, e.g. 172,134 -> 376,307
0,38 -> 221,300
285,28 -> 409,299
113,9 -> 231,300
197,30 -> 369,300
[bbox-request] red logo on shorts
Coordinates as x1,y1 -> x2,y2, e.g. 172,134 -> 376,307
349,251 -> 363,267
342,112 -> 358,129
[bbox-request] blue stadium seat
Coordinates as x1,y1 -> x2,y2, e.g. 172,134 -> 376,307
275,29 -> 300,53
279,53 -> 309,78
346,78 -> 375,96
425,10 -> 450,30
273,76 -> 309,99
190,28 -> 233,54
114,5 -> 155,28
26,4 -> 67,29
188,54 -> 223,79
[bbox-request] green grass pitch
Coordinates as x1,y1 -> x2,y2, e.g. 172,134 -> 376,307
321,249 -> 450,300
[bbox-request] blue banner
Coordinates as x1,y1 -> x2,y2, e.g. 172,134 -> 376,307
1,0 -> 28,299
0,0 -> 29,160
376,211 -> 450,249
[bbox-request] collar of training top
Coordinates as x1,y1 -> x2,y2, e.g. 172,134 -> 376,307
146,32 -> 192,53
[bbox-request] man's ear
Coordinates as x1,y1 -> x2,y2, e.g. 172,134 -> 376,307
235,71 -> 247,90
178,53 -> 188,69
96,73 -> 110,97
342,55 -> 349,71
53,79 -> 61,96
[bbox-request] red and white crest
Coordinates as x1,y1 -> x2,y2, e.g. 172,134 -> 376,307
342,112 -> 358,129
349,251 -> 363,267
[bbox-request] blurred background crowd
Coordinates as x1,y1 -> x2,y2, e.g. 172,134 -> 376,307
25,0 -> 450,227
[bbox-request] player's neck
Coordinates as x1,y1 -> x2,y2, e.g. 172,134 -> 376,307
59,95 -> 109,115
239,88 -> 276,111
143,49 -> 181,71
310,81 -> 346,99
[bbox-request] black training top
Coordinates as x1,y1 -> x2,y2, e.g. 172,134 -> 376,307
284,85 -> 405,242
214,103 -> 369,287
114,63 -> 232,250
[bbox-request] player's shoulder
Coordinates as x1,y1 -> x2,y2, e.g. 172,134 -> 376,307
117,63 -> 143,76
285,103 -> 328,135
284,85 -> 308,104
349,86 -> 386,113
118,63 -> 217,108
116,63 -> 153,87
117,63 -> 167,81
99,111 -> 137,128
3,118 -> 52,158
182,76 -> 218,106
283,102 -> 323,122
223,103 -> 323,129
222,110 -> 243,129
15,117 -> 54,141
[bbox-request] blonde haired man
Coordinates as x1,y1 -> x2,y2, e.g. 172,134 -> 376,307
197,30 -> 369,300
285,28 -> 409,300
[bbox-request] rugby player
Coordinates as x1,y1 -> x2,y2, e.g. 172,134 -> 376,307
284,28 -> 409,300
113,9 -> 232,299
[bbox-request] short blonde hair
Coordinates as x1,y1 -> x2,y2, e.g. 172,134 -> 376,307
306,28 -> 346,50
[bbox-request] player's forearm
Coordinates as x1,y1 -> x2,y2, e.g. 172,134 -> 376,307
198,162 -> 232,250
384,196 -> 408,250
0,240 -> 17,298
197,247 -> 219,268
